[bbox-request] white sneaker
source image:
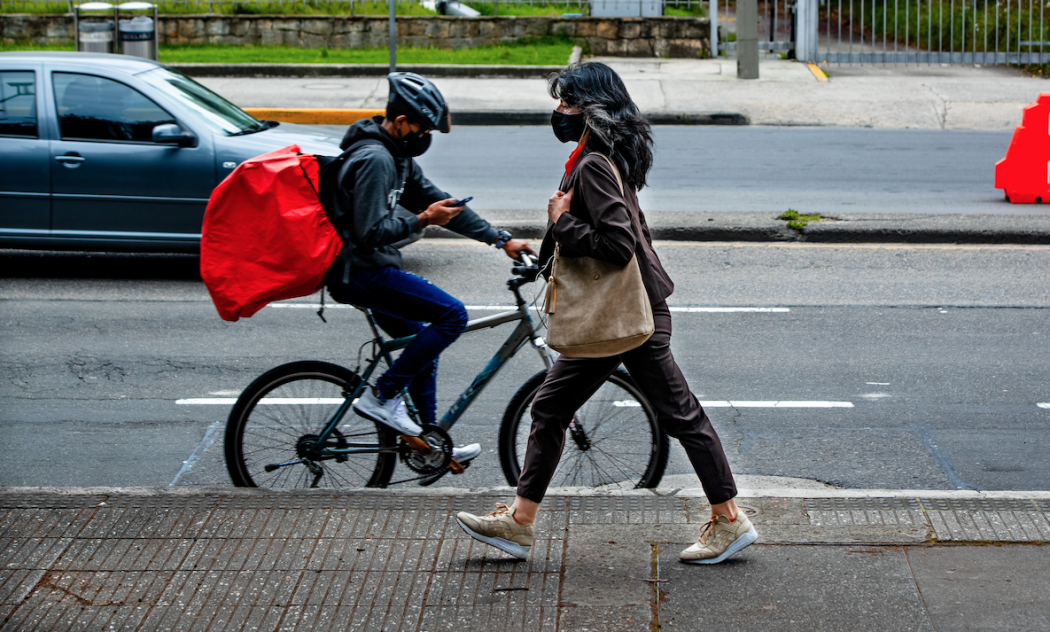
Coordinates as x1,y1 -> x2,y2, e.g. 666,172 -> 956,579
452,443 -> 482,463
352,387 -> 422,437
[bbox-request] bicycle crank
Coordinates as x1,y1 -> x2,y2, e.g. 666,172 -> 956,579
399,424 -> 462,475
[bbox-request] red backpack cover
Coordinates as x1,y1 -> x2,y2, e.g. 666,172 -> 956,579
201,144 -> 342,322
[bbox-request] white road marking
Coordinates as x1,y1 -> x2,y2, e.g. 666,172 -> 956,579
699,401 -> 854,408
1038,403 -> 1050,409
169,420 -> 222,486
269,303 -> 790,313
179,397 -> 851,408
867,382 -> 891,385
177,397 -> 346,405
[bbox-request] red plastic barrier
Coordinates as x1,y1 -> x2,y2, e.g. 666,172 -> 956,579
995,93 -> 1050,204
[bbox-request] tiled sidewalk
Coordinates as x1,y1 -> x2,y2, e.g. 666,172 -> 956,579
2,490 -> 1049,631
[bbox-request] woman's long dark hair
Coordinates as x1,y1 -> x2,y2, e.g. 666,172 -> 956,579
548,62 -> 654,190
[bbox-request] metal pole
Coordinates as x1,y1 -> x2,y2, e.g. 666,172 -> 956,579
737,0 -> 760,76
711,0 -> 719,58
389,0 -> 396,72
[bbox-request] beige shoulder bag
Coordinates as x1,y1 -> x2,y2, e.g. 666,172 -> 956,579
541,153 -> 655,358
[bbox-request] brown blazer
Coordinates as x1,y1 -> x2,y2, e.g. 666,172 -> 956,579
539,151 -> 674,305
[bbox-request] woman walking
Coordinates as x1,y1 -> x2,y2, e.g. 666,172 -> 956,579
455,62 -> 757,565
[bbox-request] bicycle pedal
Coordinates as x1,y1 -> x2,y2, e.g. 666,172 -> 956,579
449,458 -> 465,474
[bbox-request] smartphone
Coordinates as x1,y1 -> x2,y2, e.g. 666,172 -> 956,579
452,196 -> 473,207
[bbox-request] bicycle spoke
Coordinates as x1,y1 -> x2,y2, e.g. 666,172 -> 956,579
229,365 -> 394,490
511,372 -> 663,489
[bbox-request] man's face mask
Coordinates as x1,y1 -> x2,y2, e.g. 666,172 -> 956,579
551,110 -> 586,144
400,127 -> 432,158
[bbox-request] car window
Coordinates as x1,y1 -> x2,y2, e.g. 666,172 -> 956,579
138,68 -> 262,135
53,72 -> 176,142
0,71 -> 37,137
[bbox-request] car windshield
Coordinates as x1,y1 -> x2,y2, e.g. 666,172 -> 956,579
138,68 -> 263,135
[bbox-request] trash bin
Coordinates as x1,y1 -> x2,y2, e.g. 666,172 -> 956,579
74,2 -> 117,54
116,3 -> 159,60
119,15 -> 156,60
79,20 -> 115,54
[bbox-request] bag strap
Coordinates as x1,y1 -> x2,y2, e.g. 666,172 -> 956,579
589,152 -> 624,196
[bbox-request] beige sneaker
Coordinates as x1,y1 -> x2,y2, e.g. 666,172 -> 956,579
456,503 -> 534,560
680,512 -> 758,564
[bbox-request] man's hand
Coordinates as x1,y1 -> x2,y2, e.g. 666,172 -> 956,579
418,198 -> 465,228
548,189 -> 573,224
501,239 -> 536,260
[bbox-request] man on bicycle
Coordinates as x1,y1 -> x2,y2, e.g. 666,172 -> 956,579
325,72 -> 533,464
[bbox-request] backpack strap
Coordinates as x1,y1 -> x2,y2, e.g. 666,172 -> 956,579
317,139 -> 386,230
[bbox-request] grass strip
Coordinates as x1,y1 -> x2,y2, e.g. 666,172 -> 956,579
1,1 -> 437,15
1,37 -> 574,65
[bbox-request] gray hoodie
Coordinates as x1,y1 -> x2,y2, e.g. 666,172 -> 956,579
328,116 -> 499,272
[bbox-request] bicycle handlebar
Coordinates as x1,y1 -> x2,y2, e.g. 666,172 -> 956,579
511,252 -> 540,282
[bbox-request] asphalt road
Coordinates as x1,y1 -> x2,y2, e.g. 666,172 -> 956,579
2,241 -> 1048,493
315,125 -> 1028,215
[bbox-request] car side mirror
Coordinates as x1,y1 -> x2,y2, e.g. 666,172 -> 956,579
152,123 -> 195,147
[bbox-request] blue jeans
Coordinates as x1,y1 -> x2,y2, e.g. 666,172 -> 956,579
327,266 -> 468,425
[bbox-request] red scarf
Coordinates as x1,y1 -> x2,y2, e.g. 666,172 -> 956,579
564,143 -> 587,176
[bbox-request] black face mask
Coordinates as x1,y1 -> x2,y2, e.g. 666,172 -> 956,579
551,110 -> 586,144
399,128 -> 432,158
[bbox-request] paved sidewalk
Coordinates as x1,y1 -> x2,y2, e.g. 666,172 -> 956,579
3,488 -> 1050,631
192,58 -> 1050,130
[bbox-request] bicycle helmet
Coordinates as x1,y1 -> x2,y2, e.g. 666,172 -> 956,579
386,72 -> 451,133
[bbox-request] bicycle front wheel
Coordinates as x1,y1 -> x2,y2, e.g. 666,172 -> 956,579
499,368 -> 668,489
225,361 -> 397,489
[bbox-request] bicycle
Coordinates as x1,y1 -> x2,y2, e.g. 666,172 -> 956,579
224,254 -> 669,490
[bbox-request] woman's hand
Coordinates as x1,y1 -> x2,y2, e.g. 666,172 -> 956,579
548,188 -> 573,224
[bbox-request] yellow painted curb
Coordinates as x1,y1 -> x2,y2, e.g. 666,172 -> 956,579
244,108 -> 385,125
807,63 -> 829,82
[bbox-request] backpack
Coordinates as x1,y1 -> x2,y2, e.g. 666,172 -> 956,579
200,141 -> 376,322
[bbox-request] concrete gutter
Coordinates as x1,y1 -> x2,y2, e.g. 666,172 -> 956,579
433,210 -> 1050,244
243,107 -> 749,126
240,107 -> 743,125
168,62 -> 565,79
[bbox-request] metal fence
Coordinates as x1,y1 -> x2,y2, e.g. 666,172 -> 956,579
722,0 -> 798,54
812,0 -> 1050,64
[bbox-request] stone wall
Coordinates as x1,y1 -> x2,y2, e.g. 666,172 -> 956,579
0,14 -> 709,58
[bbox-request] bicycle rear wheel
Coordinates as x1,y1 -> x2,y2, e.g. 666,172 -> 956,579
499,368 -> 668,489
225,361 -> 397,489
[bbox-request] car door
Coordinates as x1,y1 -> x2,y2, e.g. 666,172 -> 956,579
0,63 -> 50,243
48,69 -> 214,247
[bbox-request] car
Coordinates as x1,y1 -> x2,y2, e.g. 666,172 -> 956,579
0,51 -> 346,252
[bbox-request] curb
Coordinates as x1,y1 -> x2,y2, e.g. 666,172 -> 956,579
429,211 -> 1050,244
243,107 -> 750,126
168,62 -> 564,79
5,486 -> 1050,499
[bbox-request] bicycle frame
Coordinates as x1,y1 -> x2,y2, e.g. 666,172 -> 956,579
312,278 -> 553,457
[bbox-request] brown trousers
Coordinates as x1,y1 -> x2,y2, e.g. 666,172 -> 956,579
516,302 -> 738,505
